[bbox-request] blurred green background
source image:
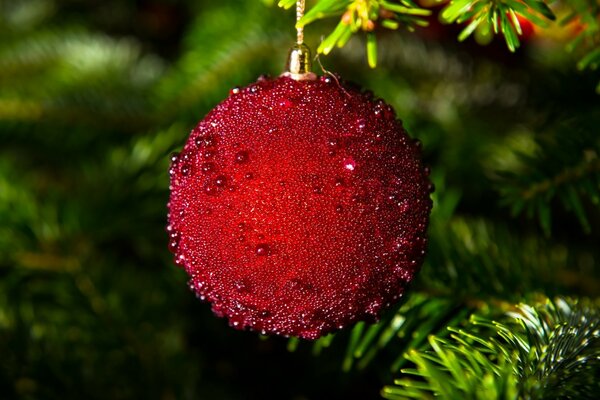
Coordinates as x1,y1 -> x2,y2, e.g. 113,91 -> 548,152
1,0 -> 599,399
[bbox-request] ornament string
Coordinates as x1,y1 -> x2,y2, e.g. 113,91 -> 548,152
296,0 -> 305,45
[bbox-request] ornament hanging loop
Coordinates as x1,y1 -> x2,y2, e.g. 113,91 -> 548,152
284,0 -> 316,81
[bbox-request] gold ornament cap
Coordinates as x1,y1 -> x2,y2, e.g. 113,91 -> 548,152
284,43 -> 316,81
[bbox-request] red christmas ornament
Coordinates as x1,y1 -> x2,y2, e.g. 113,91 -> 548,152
167,74 -> 432,339
167,2 -> 432,339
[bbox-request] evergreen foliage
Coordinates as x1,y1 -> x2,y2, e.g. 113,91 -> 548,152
0,0 -> 599,399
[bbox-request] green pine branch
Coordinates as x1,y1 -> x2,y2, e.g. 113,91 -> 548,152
562,0 -> 600,93
496,115 -> 600,236
383,297 -> 600,399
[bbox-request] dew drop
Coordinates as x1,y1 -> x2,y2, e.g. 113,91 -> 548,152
244,172 -> 254,180
255,244 -> 270,256
357,119 -> 366,131
215,175 -> 227,187
257,74 -> 270,82
168,237 -> 179,252
334,177 -> 345,188
181,164 -> 191,176
234,281 -> 251,294
249,85 -> 259,93
194,136 -> 205,147
279,98 -> 293,109
343,158 -> 356,171
320,75 -> 333,84
204,185 -> 216,195
230,87 -> 240,95
170,152 -> 180,164
205,136 -> 217,147
313,186 -> 323,194
195,135 -> 217,147
201,162 -> 214,174
235,150 -> 249,164
203,149 -> 215,159
335,205 -> 344,213
175,254 -> 186,267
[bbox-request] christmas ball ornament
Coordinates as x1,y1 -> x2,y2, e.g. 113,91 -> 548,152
167,1 -> 432,340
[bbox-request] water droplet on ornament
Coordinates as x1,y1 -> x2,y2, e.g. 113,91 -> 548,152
245,173 -> 254,180
335,205 -> 343,213
357,119 -> 366,131
203,150 -> 215,159
196,135 -> 216,147
204,185 -> 216,195
255,244 -> 270,256
427,183 -> 436,193
249,85 -> 259,93
235,281 -> 251,294
201,162 -> 214,174
313,186 -> 323,194
235,150 -> 249,164
279,99 -> 293,109
168,237 -> 179,252
181,164 -> 191,176
343,158 -> 356,171
334,177 -> 345,188
320,75 -> 333,84
215,175 -> 227,187
170,152 -> 180,163
230,87 -> 240,95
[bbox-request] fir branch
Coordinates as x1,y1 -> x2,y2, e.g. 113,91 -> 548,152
278,0 -> 431,68
563,0 -> 600,92
497,115 -> 600,235
383,297 -> 600,399
440,0 -> 555,52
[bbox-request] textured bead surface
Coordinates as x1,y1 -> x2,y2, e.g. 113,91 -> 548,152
167,75 -> 432,339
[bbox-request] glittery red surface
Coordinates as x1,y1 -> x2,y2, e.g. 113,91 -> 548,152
167,75 -> 432,339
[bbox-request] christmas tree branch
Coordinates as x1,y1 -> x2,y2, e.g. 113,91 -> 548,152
382,297 -> 600,399
497,115 -> 600,235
